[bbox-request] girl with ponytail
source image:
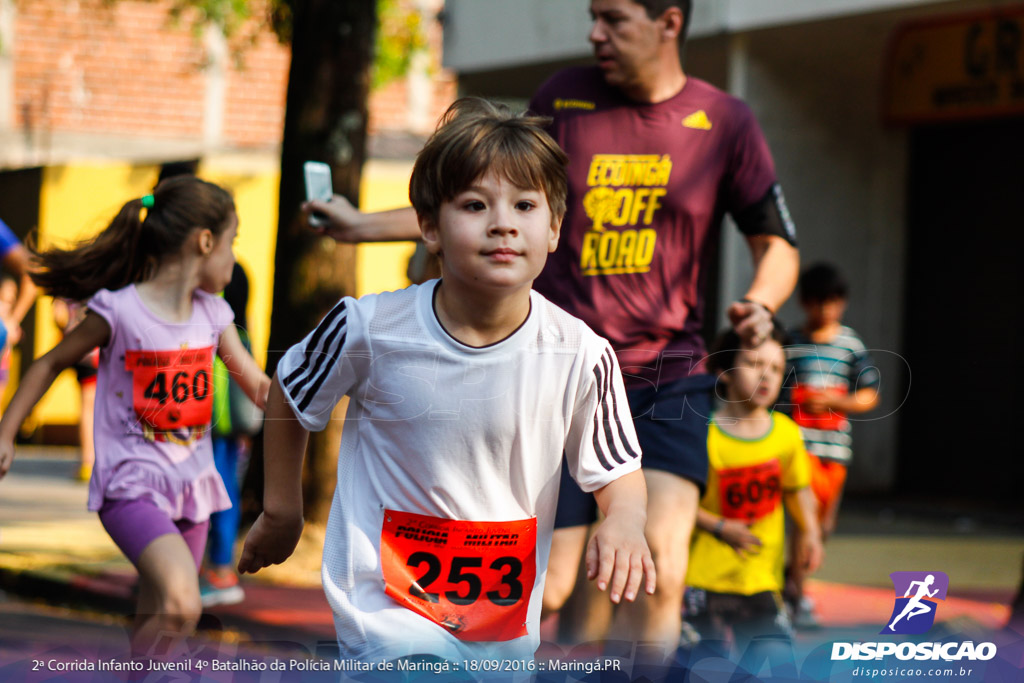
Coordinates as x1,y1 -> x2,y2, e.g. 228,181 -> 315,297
0,174 -> 271,658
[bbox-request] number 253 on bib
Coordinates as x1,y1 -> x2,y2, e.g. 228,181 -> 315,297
380,510 -> 536,642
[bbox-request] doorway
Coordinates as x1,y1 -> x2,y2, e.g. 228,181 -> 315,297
900,117 -> 1024,500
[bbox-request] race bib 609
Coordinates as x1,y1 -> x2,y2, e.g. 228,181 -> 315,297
717,460 -> 782,522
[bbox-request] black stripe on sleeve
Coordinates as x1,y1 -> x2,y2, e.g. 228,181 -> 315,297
296,322 -> 350,413
603,349 -> 640,462
283,300 -> 347,392
591,361 -> 615,472
598,351 -> 628,466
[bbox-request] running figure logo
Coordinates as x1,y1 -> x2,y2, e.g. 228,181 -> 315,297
882,571 -> 949,635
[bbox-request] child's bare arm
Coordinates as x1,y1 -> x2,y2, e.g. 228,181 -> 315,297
783,486 -> 824,573
801,387 -> 879,416
819,483 -> 844,539
0,313 -> 110,478
846,387 -> 880,414
217,324 -> 271,409
237,376 -> 309,573
695,508 -> 763,556
304,198 -> 421,243
586,469 -> 656,604
1,245 -> 39,336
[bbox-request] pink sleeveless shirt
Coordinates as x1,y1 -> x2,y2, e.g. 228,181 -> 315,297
86,285 -> 233,522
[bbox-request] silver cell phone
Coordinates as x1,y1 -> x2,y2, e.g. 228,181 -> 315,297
303,161 -> 333,227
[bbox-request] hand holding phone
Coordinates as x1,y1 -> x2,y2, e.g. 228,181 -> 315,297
303,161 -> 333,227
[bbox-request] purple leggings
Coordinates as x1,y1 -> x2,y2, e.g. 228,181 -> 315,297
99,497 -> 209,570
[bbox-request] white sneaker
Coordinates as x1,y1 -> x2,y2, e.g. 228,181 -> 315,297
199,570 -> 245,607
791,596 -> 821,630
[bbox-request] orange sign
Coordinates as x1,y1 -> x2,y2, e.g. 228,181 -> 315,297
380,510 -> 536,642
125,347 -> 214,430
886,7 -> 1024,123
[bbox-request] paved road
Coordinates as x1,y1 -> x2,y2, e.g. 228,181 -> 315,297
1,447 -> 1022,682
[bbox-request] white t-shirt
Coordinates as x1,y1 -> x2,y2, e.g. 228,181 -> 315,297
277,281 -> 641,662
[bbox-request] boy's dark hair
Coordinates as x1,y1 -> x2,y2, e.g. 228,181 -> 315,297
799,262 -> 848,302
30,175 -> 235,301
634,0 -> 692,43
409,97 -> 569,226
707,324 -> 791,376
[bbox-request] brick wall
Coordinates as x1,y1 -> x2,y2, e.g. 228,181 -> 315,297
14,0 -> 289,148
12,0 -> 453,152
368,0 -> 457,137
223,30 -> 290,147
17,1 -> 207,141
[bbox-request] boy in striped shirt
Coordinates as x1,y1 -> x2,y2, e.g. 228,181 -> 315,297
783,262 -> 879,627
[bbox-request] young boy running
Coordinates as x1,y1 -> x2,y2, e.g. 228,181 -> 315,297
783,262 -> 879,626
683,327 -> 822,666
238,98 -> 655,664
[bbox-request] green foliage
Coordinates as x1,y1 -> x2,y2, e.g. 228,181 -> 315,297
168,0 -> 256,38
163,0 -> 425,87
373,0 -> 427,90
181,0 -> 293,66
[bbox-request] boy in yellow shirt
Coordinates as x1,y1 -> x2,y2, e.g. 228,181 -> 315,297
684,327 -> 823,665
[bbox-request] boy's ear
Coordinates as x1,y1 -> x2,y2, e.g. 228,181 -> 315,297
419,213 -> 443,256
548,215 -> 563,253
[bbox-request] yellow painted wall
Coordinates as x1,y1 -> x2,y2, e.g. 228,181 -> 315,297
356,160 -> 417,297
22,157 -> 413,433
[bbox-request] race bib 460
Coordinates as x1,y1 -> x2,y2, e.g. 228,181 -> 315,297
380,510 -> 536,642
125,347 -> 214,431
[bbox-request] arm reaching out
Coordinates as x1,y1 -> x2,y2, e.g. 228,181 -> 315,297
903,580 -> 924,598
586,470 -> 656,604
237,376 -> 309,573
303,197 -> 421,243
801,386 -> 879,416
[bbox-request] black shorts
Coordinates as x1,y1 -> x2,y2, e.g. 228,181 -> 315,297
683,587 -> 793,646
553,374 -> 714,528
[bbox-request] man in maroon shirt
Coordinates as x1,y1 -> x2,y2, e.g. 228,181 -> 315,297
304,0 -> 799,662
